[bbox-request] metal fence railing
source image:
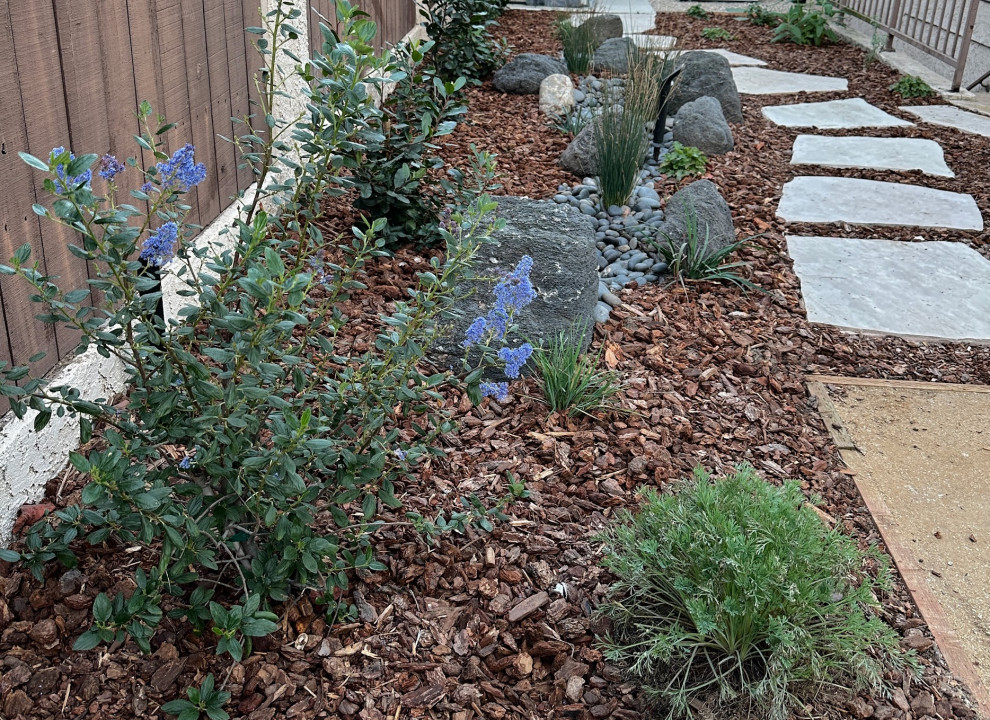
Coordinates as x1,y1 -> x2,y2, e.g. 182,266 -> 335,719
836,0 -> 982,90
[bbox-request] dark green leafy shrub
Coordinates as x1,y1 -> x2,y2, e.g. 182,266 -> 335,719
772,0 -> 837,45
556,15 -> 597,74
599,466 -> 914,720
701,26 -> 734,40
686,4 -> 709,19
531,326 -> 624,417
350,40 -> 479,247
889,74 -> 935,98
658,141 -> 707,181
746,3 -> 782,26
162,675 -> 230,720
421,0 -> 509,83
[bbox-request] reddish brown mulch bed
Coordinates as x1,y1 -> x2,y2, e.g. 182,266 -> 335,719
2,10 -> 989,720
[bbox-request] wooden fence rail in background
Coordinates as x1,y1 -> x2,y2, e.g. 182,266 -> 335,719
0,0 -> 416,412
309,0 -> 418,55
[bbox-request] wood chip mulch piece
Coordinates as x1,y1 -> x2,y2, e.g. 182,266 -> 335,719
0,11 -> 988,720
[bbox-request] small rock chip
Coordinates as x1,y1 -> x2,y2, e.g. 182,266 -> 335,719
507,591 -> 549,623
846,695 -> 874,718
891,687 -> 911,712
565,676 -> 586,703
911,690 -> 936,716
901,631 -> 934,653
337,699 -> 360,715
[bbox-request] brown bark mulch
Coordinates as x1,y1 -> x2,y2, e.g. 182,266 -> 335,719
1,10 -> 989,720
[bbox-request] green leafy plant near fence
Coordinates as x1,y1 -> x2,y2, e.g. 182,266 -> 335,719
772,0 -> 838,45
598,466 -> 915,720
420,0 -> 509,83
701,26 -> 734,41
889,74 -> 936,98
0,1 -> 534,716
746,2 -> 782,27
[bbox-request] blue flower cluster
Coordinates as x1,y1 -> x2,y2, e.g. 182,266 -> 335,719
178,450 -> 195,469
49,147 -> 92,194
98,154 -> 125,181
156,144 -> 207,192
462,256 -> 538,402
141,221 -> 179,266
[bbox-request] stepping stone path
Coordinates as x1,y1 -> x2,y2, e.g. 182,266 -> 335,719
786,237 -> 990,341
790,136 -> 954,177
763,98 -> 913,129
732,66 -> 848,94
777,177 -> 983,231
716,47 -> 987,341
899,104 -> 990,139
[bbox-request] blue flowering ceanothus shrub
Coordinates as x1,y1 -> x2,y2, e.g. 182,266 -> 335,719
460,256 -> 536,402
0,0 -> 510,684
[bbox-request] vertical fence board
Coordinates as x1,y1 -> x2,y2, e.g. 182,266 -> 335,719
10,0 -> 84,360
205,0 -> 238,206
0,3 -> 44,376
127,0 -> 169,184
224,0 -> 253,189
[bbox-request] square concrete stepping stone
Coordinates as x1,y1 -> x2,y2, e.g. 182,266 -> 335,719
732,66 -> 847,94
763,98 -> 913,129
787,236 -> 990,341
777,177 -> 983,231
682,48 -> 766,66
791,135 -> 954,177
900,104 -> 990,139
627,33 -> 677,51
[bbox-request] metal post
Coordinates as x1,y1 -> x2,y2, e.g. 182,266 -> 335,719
952,0 -> 981,91
653,67 -> 683,160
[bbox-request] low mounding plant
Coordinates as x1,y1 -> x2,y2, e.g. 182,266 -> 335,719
686,4 -> 709,19
889,74 -> 936,98
658,141 -> 707,181
595,50 -> 664,208
746,2 -> 782,27
773,0 -> 838,45
421,0 -> 509,83
649,205 -> 755,289
599,466 -> 914,720
531,325 -> 623,417
556,15 -> 597,74
549,105 -> 590,137
701,26 -> 734,41
0,2 -> 533,713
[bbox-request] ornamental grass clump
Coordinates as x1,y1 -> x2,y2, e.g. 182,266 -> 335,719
595,50 -> 664,209
0,3 -> 530,711
556,15 -> 597,74
598,466 -> 914,720
531,325 -> 623,417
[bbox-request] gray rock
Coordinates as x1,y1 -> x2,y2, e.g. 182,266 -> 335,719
592,37 -> 636,75
667,51 -> 743,124
653,179 -> 736,261
560,122 -> 599,176
430,197 -> 598,373
673,96 -> 734,155
493,54 -> 568,94
593,302 -> 612,323
579,14 -> 623,47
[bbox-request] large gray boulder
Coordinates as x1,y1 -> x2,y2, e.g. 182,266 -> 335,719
666,51 -> 743,124
430,197 -> 599,374
493,54 -> 568,94
579,14 -> 623,47
653,180 -> 736,260
672,96 -> 734,155
559,123 -> 599,176
592,37 -> 636,74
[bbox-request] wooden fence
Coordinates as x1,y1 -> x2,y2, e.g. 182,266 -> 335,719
0,0 -> 417,401
309,0 -> 418,55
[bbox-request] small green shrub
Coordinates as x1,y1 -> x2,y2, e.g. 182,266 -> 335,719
599,466 -> 914,720
701,26 -> 734,41
658,141 -> 707,181
557,15 -> 597,74
772,1 -> 838,45
531,326 -> 623,417
162,675 -> 231,720
686,4 -> 709,19
745,2 -> 782,26
596,51 -> 664,208
421,0 -> 509,83
889,74 -> 936,98
650,206 -> 755,289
